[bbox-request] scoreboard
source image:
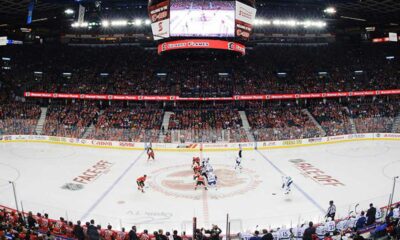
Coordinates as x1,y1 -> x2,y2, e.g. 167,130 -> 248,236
148,0 -> 256,41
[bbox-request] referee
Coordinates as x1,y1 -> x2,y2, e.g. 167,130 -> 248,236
326,200 -> 336,220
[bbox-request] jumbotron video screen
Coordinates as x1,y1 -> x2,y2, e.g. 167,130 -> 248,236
170,0 -> 235,37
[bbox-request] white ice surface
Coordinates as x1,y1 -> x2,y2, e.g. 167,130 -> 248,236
170,10 -> 235,37
0,140 -> 399,233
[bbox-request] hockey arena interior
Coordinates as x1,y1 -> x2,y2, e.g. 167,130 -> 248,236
0,0 -> 400,240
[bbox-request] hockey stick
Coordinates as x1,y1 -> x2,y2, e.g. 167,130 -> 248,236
354,203 -> 360,214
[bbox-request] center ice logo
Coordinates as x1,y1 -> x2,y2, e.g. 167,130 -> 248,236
149,164 -> 261,200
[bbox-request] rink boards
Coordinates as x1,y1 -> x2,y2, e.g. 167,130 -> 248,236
1,133 -> 400,151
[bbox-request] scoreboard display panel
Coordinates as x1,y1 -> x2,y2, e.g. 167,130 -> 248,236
148,0 -> 256,55
148,0 -> 256,41
169,0 -> 235,38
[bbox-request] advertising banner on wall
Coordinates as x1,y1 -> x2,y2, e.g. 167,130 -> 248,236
24,89 -> 400,101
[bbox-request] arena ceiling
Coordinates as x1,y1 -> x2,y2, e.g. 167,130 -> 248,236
0,0 -> 399,25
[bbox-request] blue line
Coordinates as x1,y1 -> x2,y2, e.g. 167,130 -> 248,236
80,150 -> 146,220
256,150 -> 326,214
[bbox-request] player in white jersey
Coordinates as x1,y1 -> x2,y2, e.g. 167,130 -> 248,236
335,219 -> 348,232
239,231 -> 253,240
207,172 -> 217,189
347,216 -> 358,229
315,225 -> 325,239
281,176 -> 293,194
292,224 -> 306,240
271,230 -> 278,240
393,204 -> 400,219
206,163 -> 213,173
375,208 -> 383,222
235,156 -> 242,171
236,146 -> 243,167
201,157 -> 209,167
324,218 -> 336,234
277,227 -> 291,240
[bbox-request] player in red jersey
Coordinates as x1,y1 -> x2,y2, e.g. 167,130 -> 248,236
103,225 -> 117,240
194,173 -> 207,190
65,221 -> 74,238
116,228 -> 129,240
137,175 -> 147,193
53,217 -> 66,234
147,147 -> 155,161
193,164 -> 201,175
39,213 -> 50,232
192,157 -> 201,174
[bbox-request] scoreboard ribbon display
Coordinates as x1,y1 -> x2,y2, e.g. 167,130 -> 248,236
158,39 -> 246,55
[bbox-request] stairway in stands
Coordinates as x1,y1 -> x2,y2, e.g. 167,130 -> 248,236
158,111 -> 173,142
238,111 -> 255,141
302,109 -> 327,136
343,107 -> 358,133
82,110 -> 103,139
82,123 -> 95,139
391,113 -> 400,133
34,107 -> 48,135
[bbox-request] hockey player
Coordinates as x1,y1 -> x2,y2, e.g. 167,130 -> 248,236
335,218 -> 348,233
116,228 -> 128,240
192,157 -> 201,174
194,157 -> 200,163
292,224 -> 306,240
271,229 -> 278,240
235,145 -> 243,171
375,207 -> 383,222
194,173 -> 207,190
324,217 -> 336,234
136,175 -> 147,193
201,164 -> 208,180
193,157 -> 200,167
277,226 -> 291,240
234,156 -> 242,171
201,157 -> 209,167
147,147 -> 155,161
193,164 -> 201,175
207,172 -> 217,189
315,224 -> 326,240
281,176 -> 293,194
205,161 -> 213,173
103,225 -> 116,240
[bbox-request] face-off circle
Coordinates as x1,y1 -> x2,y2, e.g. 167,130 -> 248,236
149,164 -> 261,200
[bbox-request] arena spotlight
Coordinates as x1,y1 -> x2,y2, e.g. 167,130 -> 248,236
101,20 -> 110,27
145,19 -> 151,25
110,20 -> 128,26
71,22 -> 88,28
134,19 -> 143,26
64,9 -> 74,15
324,7 -> 336,14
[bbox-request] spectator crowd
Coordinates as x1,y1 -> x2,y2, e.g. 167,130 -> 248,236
0,43 -> 399,142
1,202 -> 399,240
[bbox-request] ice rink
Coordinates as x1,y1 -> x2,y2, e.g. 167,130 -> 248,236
170,10 -> 235,37
0,140 -> 399,233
